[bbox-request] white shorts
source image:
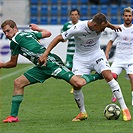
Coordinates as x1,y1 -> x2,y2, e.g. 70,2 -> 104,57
72,50 -> 111,75
111,61 -> 133,75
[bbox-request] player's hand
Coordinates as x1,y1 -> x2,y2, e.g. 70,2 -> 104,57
113,26 -> 122,32
105,53 -> 109,60
29,24 -> 39,31
38,54 -> 48,66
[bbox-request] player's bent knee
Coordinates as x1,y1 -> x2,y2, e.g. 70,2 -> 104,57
112,73 -> 117,79
14,78 -> 23,89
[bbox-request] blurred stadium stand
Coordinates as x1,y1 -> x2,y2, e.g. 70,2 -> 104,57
28,0 -> 133,25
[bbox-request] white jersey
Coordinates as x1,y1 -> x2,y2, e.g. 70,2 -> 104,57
110,24 -> 133,62
62,20 -> 111,75
61,20 -> 102,57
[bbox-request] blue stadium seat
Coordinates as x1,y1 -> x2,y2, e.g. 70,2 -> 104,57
51,0 -> 58,4
70,5 -> 79,10
60,17 -> 69,24
60,5 -> 68,15
100,0 -> 109,4
50,5 -> 58,16
80,16 -> 88,21
110,16 -> 119,24
30,0 -> 38,4
129,0 -> 133,4
100,5 -> 108,15
90,5 -> 99,15
70,0 -> 78,4
30,5 -> 38,15
120,17 -> 124,24
40,0 -> 48,4
40,5 -> 48,16
110,5 -> 119,16
80,5 -> 88,15
60,0 -> 68,4
80,0 -> 88,4
50,17 -> 58,25
40,17 -> 48,24
120,5 -> 127,15
30,17 -> 38,24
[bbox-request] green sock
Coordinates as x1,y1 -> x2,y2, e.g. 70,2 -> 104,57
81,73 -> 103,84
10,95 -> 23,117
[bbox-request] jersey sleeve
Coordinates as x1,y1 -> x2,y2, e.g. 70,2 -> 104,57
61,25 -> 78,40
31,31 -> 42,39
10,41 -> 20,56
110,30 -> 117,42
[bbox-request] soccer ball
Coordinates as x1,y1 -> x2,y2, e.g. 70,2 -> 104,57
104,104 -> 121,120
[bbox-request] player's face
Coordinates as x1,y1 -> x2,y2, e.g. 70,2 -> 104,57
2,25 -> 17,40
123,12 -> 133,26
70,11 -> 80,24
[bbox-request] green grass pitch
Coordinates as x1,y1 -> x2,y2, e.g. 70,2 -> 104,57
0,64 -> 132,133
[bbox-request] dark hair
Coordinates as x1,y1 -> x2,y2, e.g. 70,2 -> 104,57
92,13 -> 107,25
70,9 -> 80,15
1,20 -> 17,29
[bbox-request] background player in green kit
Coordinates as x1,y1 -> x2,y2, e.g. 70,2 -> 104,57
61,9 -> 80,93
0,20 -> 102,123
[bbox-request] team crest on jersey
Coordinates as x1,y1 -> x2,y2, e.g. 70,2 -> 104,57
123,36 -> 128,41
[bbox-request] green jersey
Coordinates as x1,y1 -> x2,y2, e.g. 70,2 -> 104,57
10,31 -> 74,83
10,31 -> 47,65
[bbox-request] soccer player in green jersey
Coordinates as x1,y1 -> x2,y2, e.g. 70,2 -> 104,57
61,9 -> 80,93
0,20 -> 102,123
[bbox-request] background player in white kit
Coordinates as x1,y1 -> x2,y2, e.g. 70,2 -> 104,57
105,7 -> 133,105
39,13 -> 131,122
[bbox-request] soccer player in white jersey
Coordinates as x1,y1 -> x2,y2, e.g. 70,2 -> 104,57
39,13 -> 131,121
105,7 -> 133,105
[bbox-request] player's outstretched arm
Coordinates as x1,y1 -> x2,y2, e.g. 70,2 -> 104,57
105,40 -> 114,60
107,21 -> 121,32
29,24 -> 52,38
0,55 -> 18,68
38,34 -> 64,66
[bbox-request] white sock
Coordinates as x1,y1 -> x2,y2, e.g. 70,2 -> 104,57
73,89 -> 86,113
108,79 -> 127,109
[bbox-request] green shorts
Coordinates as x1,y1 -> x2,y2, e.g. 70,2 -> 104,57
24,54 -> 74,84
65,54 -> 74,69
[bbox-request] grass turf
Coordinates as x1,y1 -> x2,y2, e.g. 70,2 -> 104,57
0,64 -> 133,133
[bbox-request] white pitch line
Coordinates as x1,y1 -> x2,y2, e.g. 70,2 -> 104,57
0,65 -> 33,81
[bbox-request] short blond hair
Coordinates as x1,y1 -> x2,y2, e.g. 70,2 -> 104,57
123,7 -> 133,15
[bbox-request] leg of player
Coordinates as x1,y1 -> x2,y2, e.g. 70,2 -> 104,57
3,75 -> 30,123
102,70 -> 131,121
111,73 -> 118,102
70,73 -> 103,122
128,74 -> 133,105
72,88 -> 88,122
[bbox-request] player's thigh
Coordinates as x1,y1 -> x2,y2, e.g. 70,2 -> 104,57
111,62 -> 123,75
125,63 -> 133,74
94,56 -> 111,73
72,56 -> 91,75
